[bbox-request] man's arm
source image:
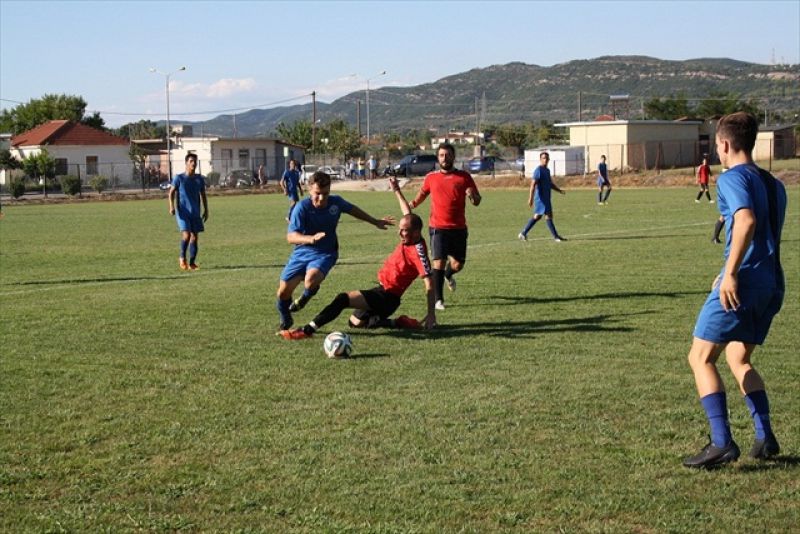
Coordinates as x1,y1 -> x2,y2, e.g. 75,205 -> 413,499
718,208 -> 756,312
287,231 -> 326,246
527,180 -> 536,208
200,190 -> 209,222
347,205 -> 395,229
551,181 -> 566,195
389,177 -> 411,215
467,187 -> 482,206
168,186 -> 177,215
408,189 -> 429,210
422,276 -> 437,329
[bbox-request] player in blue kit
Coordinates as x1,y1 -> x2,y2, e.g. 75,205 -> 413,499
275,171 -> 394,331
683,112 -> 787,469
596,155 -> 612,205
168,153 -> 208,270
518,152 -> 567,242
281,159 -> 303,222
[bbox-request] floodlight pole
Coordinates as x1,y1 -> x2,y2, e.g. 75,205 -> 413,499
150,66 -> 186,179
365,70 -> 386,145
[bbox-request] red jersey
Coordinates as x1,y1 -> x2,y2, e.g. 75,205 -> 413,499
378,239 -> 432,297
416,169 -> 478,229
697,164 -> 710,184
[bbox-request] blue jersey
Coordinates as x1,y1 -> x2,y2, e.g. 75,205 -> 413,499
288,195 -> 354,253
717,163 -> 786,289
171,173 -> 206,219
597,162 -> 609,185
532,165 -> 553,214
282,169 -> 301,197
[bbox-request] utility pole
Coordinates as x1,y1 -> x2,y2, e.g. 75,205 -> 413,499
578,91 -> 582,122
312,91 -> 317,152
356,100 -> 361,138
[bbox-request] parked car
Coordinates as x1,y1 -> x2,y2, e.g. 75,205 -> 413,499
300,164 -> 345,183
467,156 -> 508,173
391,154 -> 438,177
158,181 -> 171,191
220,169 -> 254,188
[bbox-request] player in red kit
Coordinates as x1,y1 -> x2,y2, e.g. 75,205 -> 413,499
408,143 -> 481,310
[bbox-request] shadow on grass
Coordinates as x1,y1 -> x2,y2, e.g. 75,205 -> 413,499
572,234 -> 696,242
346,352 -> 391,360
9,274 -> 188,286
373,312 -> 642,340
483,290 -> 706,306
737,455 -> 800,472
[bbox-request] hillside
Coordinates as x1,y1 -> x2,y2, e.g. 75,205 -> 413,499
185,56 -> 799,137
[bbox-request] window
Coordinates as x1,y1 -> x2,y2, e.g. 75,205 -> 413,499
221,149 -> 233,161
86,156 -> 98,175
238,149 -> 250,169
255,148 -> 266,167
55,158 -> 68,175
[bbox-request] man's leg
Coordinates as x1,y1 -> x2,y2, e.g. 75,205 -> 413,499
290,268 -> 325,312
726,342 -> 780,458
276,275 -> 303,330
520,215 -> 539,238
432,258 -> 446,309
602,186 -> 611,203
683,337 -> 740,467
188,233 -> 199,268
179,230 -> 190,269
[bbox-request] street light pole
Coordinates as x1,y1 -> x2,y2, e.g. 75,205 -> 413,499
365,70 -> 386,145
150,66 -> 186,179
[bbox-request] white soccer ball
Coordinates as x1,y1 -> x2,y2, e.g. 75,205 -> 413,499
323,332 -> 353,359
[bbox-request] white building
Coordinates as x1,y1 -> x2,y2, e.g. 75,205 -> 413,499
524,146 -> 585,177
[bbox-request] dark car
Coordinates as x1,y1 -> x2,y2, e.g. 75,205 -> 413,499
391,154 -> 438,177
468,156 -> 507,173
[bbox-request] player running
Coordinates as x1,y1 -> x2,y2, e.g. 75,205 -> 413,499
280,159 -> 303,222
408,143 -> 481,311
518,151 -> 567,242
275,171 -> 394,331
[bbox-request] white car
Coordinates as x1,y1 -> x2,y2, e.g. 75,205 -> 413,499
300,164 -> 345,183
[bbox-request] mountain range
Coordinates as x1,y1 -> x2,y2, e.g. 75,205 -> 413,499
179,56 -> 799,138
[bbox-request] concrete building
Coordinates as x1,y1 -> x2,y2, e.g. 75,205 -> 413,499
754,125 -> 797,161
555,119 -> 715,172
524,146 -> 585,177
8,120 -> 131,182
170,135 -> 305,184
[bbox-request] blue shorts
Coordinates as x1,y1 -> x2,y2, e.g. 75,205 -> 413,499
177,215 -> 204,233
693,287 -> 784,345
597,177 -> 610,187
280,248 -> 338,282
533,199 -> 552,216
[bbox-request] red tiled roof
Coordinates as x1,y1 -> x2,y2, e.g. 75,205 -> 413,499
11,120 -> 129,147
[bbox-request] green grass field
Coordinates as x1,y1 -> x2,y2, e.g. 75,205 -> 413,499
1,186 -> 798,532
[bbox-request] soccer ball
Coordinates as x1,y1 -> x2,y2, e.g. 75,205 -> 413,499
323,332 -> 353,359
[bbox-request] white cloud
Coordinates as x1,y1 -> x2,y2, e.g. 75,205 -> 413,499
167,78 -> 258,99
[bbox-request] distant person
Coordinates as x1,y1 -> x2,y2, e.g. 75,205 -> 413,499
712,215 -> 724,244
275,171 -> 395,331
348,158 -> 356,179
258,164 -> 266,187
408,143 -> 481,311
357,158 -> 366,180
368,154 -> 378,180
168,153 -> 209,271
279,175 -> 435,339
695,156 -> 713,203
597,155 -> 612,205
518,152 -> 567,242
682,112 -> 787,469
281,159 -> 303,222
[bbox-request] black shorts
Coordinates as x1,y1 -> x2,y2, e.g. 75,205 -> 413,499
352,286 -> 402,322
429,228 -> 468,263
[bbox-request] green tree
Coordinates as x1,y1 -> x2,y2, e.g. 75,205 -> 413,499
21,150 -> 56,197
276,120 -> 313,149
129,143 -> 148,190
321,119 -> 361,161
695,91 -> 760,118
495,124 -> 529,157
0,149 -> 21,170
115,119 -> 166,140
644,93 -> 691,120
0,94 -> 104,134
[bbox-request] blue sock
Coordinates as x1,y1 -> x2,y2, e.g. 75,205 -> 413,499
700,392 -> 732,447
302,287 -> 318,300
522,218 -> 537,235
598,192 -> 603,203
179,239 -> 189,258
276,299 -> 292,327
188,242 -> 198,263
546,219 -> 559,238
744,390 -> 772,440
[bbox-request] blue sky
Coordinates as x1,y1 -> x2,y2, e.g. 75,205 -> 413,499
2,0 -> 798,127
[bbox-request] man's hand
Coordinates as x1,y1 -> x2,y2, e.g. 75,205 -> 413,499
310,232 -> 326,245
202,210 -> 209,222
169,206 -> 175,215
389,176 -> 400,191
423,314 -> 437,330
375,216 -> 396,230
718,273 -> 740,312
